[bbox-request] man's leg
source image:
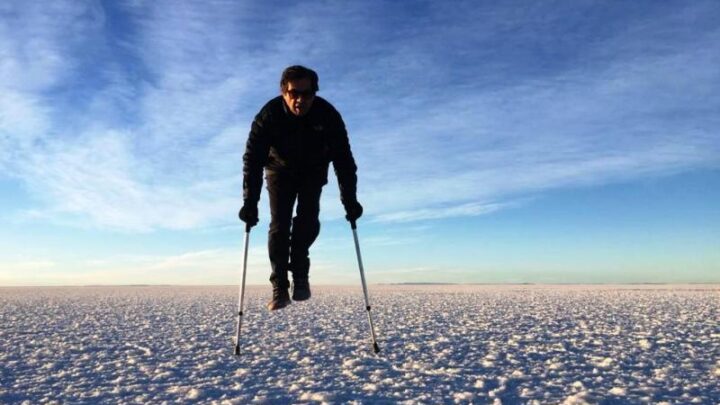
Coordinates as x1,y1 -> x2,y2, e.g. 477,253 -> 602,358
289,181 -> 322,300
266,173 -> 296,309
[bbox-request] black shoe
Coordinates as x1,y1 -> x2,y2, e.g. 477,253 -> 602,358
292,278 -> 311,301
267,287 -> 291,311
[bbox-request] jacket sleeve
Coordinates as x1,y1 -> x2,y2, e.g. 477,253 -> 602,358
242,109 -> 271,204
330,111 -> 358,204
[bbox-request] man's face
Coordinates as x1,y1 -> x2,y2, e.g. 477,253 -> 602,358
282,78 -> 315,116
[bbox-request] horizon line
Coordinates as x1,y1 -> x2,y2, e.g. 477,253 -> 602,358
1,282 -> 719,288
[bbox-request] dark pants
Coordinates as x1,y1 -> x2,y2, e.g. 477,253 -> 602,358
266,172 -> 322,289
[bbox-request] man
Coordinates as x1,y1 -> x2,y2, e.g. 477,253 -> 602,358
239,65 -> 363,311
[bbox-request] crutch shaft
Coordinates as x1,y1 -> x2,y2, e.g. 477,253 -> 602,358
234,224 -> 251,355
351,220 -> 380,353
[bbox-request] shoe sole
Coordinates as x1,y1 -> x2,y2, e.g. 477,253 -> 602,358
267,300 -> 291,311
292,281 -> 311,301
292,291 -> 311,301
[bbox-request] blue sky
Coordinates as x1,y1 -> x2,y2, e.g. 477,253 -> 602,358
1,0 -> 718,285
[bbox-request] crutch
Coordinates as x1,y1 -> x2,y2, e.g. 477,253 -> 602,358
350,220 -> 380,354
234,224 -> 251,356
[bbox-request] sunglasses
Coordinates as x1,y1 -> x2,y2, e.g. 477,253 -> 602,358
285,88 -> 316,98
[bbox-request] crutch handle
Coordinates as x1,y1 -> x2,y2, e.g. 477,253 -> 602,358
245,223 -> 252,233
350,219 -> 357,230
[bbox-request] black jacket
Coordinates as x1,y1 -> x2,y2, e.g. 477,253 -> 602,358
243,96 -> 358,205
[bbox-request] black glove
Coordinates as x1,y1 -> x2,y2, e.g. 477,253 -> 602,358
343,200 -> 363,222
238,203 -> 258,227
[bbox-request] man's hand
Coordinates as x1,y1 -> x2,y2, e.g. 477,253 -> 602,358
344,200 -> 363,222
238,203 -> 259,227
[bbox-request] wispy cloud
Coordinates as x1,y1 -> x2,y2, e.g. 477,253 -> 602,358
0,247 -> 270,286
373,201 -> 511,223
1,1 -> 718,232
0,260 -> 55,271
346,8 -> 720,221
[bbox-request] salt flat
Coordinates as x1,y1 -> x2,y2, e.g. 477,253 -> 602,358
0,285 -> 718,404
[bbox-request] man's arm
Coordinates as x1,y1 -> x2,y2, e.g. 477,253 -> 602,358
243,110 -> 271,206
330,113 -> 358,205
329,110 -> 363,221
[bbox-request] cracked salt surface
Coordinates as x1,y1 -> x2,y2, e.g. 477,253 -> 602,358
0,285 -> 718,404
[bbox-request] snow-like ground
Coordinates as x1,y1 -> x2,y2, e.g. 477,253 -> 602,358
0,285 -> 718,404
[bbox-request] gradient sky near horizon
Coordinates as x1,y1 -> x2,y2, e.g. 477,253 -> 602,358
1,0 -> 719,286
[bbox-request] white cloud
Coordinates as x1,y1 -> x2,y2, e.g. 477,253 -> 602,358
0,90 -> 49,149
15,129 -> 243,231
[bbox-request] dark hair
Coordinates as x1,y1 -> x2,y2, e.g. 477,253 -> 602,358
280,65 -> 319,93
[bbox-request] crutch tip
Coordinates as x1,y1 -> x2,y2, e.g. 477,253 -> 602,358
234,345 -> 240,356
373,342 -> 380,354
